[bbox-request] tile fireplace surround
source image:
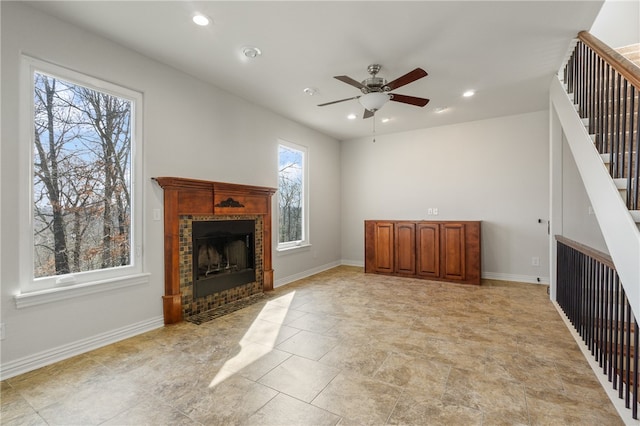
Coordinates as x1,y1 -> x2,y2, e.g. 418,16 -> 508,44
153,177 -> 277,324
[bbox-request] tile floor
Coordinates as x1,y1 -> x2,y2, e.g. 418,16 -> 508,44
1,266 -> 623,425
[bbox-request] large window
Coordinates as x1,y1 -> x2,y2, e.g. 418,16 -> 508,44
21,56 -> 144,294
277,141 -> 308,249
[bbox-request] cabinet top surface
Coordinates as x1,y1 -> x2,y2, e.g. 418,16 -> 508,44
365,220 -> 481,223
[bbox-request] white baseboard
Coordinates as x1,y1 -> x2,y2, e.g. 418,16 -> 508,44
482,271 -> 549,285
340,259 -> 364,267
0,316 -> 164,380
339,260 -> 549,285
274,260 -> 342,288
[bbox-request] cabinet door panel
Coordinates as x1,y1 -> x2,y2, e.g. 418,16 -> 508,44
442,223 -> 466,280
417,223 -> 440,278
395,222 -> 416,275
374,222 -> 395,273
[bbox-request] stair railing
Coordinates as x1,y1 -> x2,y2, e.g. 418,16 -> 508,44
564,31 -> 640,210
556,235 -> 638,418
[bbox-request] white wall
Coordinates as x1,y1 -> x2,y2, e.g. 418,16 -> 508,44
590,0 -> 640,48
0,2 -> 341,375
341,111 -> 550,283
562,136 -> 609,253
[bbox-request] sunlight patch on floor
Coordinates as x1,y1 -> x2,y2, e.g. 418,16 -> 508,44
209,291 -> 296,388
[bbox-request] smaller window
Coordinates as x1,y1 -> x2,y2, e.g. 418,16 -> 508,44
277,141 -> 308,249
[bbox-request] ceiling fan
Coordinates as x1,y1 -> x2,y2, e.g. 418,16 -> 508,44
318,64 -> 429,119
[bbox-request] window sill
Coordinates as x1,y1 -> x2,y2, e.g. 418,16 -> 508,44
14,272 -> 151,309
276,243 -> 312,256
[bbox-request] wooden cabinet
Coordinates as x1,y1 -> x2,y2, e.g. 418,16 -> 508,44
371,221 -> 394,273
395,222 -> 416,275
416,222 -> 439,278
365,220 -> 481,285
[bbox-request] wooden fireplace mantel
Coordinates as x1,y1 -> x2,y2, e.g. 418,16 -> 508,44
153,177 -> 277,324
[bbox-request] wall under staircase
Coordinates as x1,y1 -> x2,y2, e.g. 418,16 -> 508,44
550,75 -> 640,318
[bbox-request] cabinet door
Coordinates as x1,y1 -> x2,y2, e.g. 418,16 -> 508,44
416,223 -> 440,278
441,223 -> 466,280
395,222 -> 416,275
373,222 -> 395,273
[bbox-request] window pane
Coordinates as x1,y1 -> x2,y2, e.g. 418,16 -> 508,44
33,71 -> 132,278
278,144 -> 304,244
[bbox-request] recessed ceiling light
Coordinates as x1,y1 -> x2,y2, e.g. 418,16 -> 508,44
347,114 -> 357,120
381,117 -> 390,123
192,13 -> 210,26
434,107 -> 449,113
463,90 -> 475,98
303,87 -> 317,96
242,46 -> 262,59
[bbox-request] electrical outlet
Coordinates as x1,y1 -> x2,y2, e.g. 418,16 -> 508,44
433,208 -> 438,215
427,208 -> 433,215
153,209 -> 161,221
532,257 -> 540,266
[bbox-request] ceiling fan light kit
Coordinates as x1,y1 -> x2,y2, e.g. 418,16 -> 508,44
358,92 -> 390,112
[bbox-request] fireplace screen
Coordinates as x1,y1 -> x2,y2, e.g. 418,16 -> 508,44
192,220 -> 256,299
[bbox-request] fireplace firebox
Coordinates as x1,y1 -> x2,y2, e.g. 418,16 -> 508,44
192,220 -> 256,299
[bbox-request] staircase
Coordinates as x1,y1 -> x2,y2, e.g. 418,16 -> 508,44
551,31 -> 640,421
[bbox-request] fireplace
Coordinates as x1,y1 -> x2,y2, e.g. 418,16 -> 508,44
193,219 -> 256,298
153,177 -> 277,324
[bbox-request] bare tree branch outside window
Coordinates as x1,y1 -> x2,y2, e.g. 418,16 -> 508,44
33,72 -> 132,278
278,145 -> 304,244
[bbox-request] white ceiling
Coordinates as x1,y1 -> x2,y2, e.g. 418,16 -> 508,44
25,1 -> 604,141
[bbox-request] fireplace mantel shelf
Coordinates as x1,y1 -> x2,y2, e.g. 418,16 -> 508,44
153,177 -> 277,324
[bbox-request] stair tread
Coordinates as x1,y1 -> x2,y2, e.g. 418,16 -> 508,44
613,178 -> 627,189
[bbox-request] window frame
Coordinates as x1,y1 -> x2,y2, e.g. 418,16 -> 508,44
18,55 -> 146,297
276,139 -> 309,252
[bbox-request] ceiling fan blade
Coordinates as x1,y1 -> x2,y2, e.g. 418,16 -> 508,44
317,96 -> 359,107
334,75 -> 368,91
389,94 -> 430,107
363,109 -> 374,119
385,68 -> 428,91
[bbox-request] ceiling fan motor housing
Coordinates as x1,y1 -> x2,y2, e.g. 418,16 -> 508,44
361,76 -> 388,94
